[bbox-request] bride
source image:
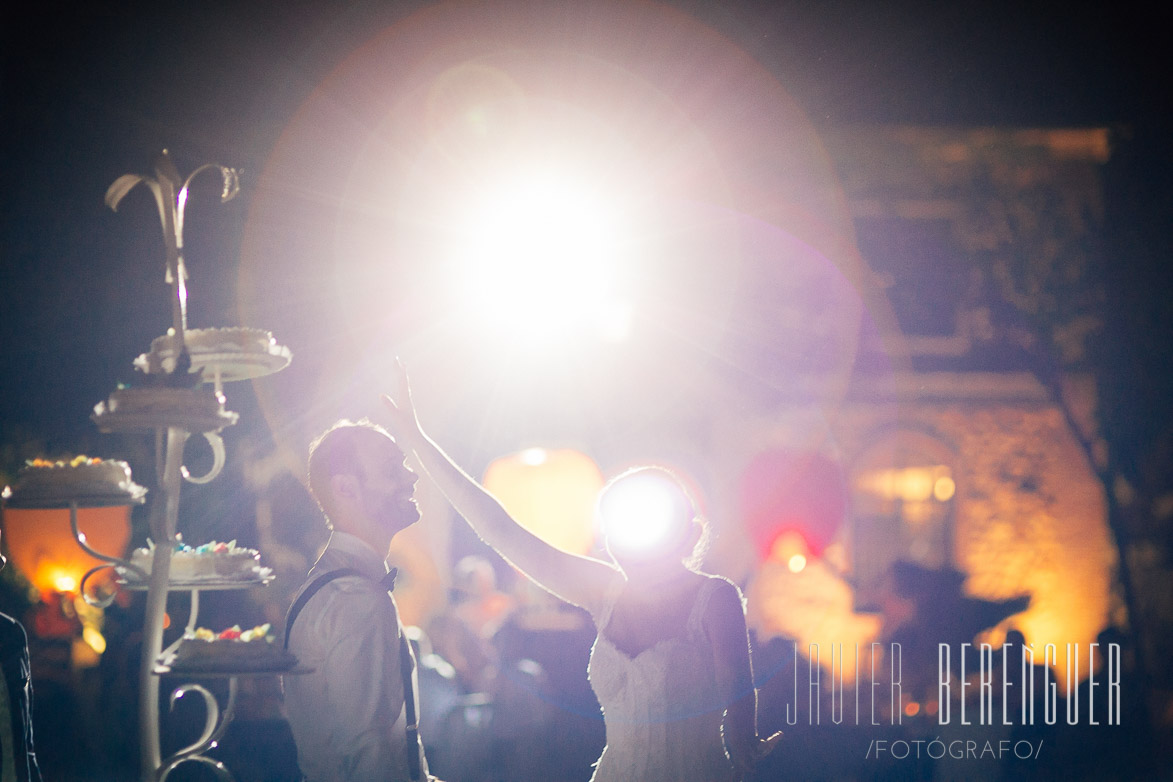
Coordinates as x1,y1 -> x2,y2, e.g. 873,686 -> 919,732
381,365 -> 780,781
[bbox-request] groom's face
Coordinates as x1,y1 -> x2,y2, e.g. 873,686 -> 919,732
352,433 -> 421,536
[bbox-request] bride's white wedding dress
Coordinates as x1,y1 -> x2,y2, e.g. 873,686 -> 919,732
587,577 -> 740,782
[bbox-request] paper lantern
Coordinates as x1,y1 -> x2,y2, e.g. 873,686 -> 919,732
483,448 -> 603,555
740,449 -> 847,559
1,506 -> 132,595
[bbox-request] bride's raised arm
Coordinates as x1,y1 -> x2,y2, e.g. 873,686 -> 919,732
381,363 -> 620,619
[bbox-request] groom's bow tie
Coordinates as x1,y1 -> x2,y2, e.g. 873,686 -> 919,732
380,567 -> 399,592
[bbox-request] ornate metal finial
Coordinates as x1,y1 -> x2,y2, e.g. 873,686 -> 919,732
104,150 -> 240,350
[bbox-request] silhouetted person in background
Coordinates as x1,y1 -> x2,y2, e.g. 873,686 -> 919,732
0,529 -> 42,781
426,555 -> 514,695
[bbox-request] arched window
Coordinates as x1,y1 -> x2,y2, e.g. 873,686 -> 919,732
848,428 -> 958,611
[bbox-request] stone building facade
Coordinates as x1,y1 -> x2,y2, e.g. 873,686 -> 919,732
740,127 -> 1116,686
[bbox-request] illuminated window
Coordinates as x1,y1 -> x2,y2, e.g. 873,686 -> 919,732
849,428 -> 957,611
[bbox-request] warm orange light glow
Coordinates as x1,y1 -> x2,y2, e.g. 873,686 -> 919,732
386,517 -> 447,628
53,573 -> 78,594
904,701 -> 920,717
944,406 -> 1114,684
483,448 -> 603,555
787,554 -> 807,573
747,558 -> 882,683
1,506 -> 132,595
856,466 -> 953,504
82,626 -> 107,655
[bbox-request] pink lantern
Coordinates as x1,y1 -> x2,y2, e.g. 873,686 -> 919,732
739,449 -> 847,559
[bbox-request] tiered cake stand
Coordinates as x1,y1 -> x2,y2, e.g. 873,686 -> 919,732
21,152 -> 293,781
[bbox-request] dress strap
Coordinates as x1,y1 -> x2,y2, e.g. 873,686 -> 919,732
686,576 -> 725,637
594,573 -> 627,630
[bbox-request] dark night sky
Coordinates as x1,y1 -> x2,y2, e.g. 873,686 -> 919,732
2,0 -> 1170,462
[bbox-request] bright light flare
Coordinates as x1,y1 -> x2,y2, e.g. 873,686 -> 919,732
768,529 -> 811,569
598,470 -> 692,558
519,447 -> 548,466
53,573 -> 78,594
453,171 -> 632,347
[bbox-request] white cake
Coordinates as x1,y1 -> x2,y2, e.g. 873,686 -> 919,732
92,386 -> 239,432
95,386 -> 231,418
2,456 -> 146,504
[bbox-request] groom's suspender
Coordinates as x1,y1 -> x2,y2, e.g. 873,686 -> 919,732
284,568 -> 423,781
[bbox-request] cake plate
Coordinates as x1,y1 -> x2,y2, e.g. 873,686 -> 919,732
117,570 -> 276,591
134,326 -> 292,393
91,402 -> 240,436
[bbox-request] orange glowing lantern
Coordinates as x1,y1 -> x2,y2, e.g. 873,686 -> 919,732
482,447 -> 603,555
1,506 -> 132,595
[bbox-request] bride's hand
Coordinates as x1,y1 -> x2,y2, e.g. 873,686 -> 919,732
756,730 -> 783,759
731,730 -> 782,777
381,358 -> 423,443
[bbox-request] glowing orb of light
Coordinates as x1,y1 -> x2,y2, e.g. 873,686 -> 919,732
453,171 -> 632,347
598,469 -> 695,558
519,447 -> 549,466
54,573 -> 78,594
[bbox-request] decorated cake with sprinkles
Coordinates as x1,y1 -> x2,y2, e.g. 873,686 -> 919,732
167,623 -> 298,672
2,455 -> 147,505
125,538 -> 265,582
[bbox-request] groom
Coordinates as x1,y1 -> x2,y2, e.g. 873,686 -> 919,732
283,420 -> 437,781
